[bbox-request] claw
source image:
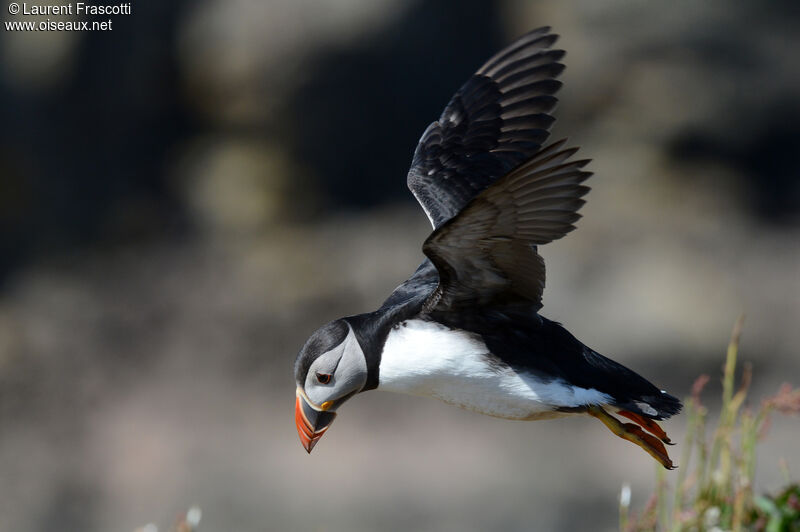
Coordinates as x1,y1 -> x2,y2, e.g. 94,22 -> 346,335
587,406 -> 676,470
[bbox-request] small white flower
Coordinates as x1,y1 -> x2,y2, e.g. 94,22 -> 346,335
186,505 -> 202,528
620,483 -> 631,507
704,506 -> 721,528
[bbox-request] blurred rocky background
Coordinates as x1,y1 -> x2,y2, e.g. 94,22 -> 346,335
1,1 -> 798,531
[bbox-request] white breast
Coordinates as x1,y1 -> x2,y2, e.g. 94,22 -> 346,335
378,319 -> 611,420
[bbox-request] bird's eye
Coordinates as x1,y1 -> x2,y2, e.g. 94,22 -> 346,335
316,372 -> 332,384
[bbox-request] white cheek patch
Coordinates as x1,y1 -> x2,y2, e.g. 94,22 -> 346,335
305,349 -> 341,400
305,325 -> 367,406
336,328 -> 368,391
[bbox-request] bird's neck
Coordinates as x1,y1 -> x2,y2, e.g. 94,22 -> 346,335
345,295 -> 429,391
344,309 -> 402,391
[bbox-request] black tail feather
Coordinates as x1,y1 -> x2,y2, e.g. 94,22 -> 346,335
617,390 -> 683,421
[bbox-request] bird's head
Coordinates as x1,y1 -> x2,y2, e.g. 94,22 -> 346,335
294,318 -> 367,453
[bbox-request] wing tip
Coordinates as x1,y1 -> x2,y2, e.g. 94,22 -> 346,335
479,27 -> 563,77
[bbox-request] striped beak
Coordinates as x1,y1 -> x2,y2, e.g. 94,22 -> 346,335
295,389 -> 337,453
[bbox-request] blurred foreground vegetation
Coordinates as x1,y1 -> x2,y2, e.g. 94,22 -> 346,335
621,317 -> 800,532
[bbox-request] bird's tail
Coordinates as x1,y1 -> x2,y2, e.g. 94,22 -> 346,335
618,389 -> 683,421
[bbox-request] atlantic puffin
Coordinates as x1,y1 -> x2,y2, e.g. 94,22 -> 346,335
294,26 -> 682,469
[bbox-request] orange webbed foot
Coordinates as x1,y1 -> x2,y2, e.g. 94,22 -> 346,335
618,410 -> 674,445
587,406 -> 676,470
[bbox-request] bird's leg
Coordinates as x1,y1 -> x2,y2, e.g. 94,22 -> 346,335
617,410 -> 673,445
587,405 -> 675,470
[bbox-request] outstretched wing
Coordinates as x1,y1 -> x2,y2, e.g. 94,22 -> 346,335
408,27 -> 565,229
422,140 -> 591,312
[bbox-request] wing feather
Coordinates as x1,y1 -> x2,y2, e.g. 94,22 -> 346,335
422,142 -> 592,312
407,27 -> 565,228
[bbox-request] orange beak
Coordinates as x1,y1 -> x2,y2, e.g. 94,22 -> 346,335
295,391 -> 337,453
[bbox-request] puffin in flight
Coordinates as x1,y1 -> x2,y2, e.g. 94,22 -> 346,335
294,27 -> 681,469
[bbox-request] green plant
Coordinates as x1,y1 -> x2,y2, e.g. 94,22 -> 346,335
620,316 -> 800,532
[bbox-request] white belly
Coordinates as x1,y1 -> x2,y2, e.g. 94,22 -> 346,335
378,319 -> 611,420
